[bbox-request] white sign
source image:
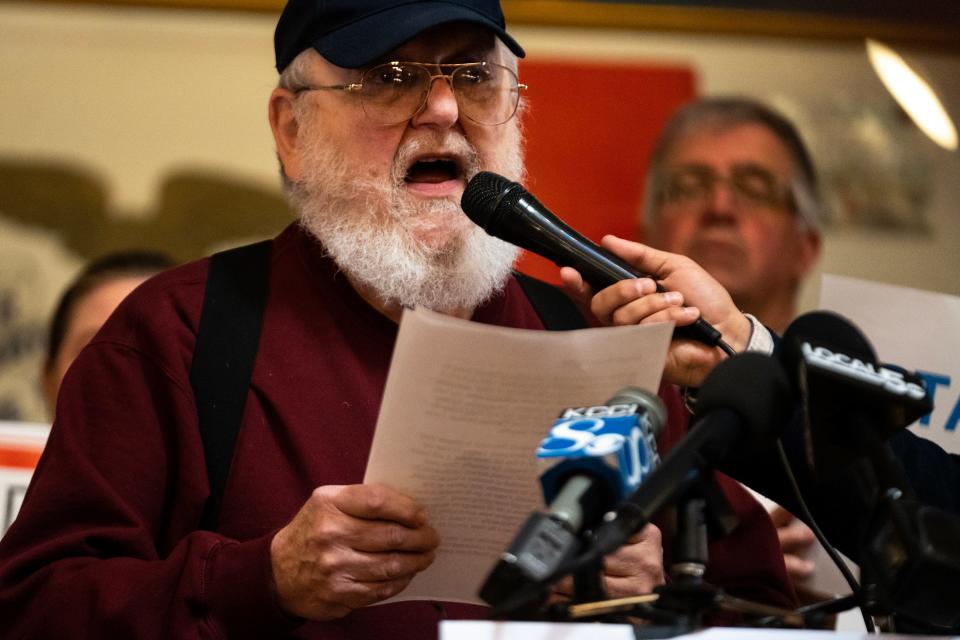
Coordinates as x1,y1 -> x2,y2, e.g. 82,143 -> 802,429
0,420 -> 50,536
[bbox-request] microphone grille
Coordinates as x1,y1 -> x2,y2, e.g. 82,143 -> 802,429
696,352 -> 792,444
461,171 -> 516,227
607,387 -> 668,437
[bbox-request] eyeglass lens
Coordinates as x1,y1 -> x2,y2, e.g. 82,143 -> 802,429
663,165 -> 791,211
359,62 -> 521,126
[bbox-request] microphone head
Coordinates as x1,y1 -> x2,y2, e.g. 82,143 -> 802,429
694,352 -> 793,450
461,171 -> 644,290
460,171 -> 519,230
537,389 -> 665,511
605,386 -> 668,438
781,311 -> 877,382
780,310 -> 932,478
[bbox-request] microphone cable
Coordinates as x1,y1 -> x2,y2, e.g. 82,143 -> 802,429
716,338 -> 736,357
775,439 -> 875,632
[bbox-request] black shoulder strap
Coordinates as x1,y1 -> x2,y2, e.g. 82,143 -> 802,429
190,240 -> 272,531
514,271 -> 588,331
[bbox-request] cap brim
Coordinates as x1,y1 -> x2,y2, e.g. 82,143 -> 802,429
314,3 -> 525,68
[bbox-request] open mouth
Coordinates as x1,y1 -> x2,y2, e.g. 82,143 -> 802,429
404,156 -> 464,185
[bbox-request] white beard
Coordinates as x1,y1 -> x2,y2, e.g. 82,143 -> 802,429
290,122 -> 524,314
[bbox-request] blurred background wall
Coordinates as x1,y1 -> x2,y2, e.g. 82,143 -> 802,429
1,0 -> 958,422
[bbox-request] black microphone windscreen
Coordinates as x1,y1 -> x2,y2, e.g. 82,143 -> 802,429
695,352 -> 793,445
461,171 -> 514,228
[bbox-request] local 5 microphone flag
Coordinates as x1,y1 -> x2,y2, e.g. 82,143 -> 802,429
820,275 -> 960,456
781,310 -> 932,480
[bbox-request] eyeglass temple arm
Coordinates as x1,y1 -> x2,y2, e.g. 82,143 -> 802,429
293,83 -> 362,94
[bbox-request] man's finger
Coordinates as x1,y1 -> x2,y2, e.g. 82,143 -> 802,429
322,484 -> 427,527
769,506 -> 795,528
783,554 -> 816,580
589,278 -> 656,325
600,235 -> 675,279
559,266 -> 592,302
342,549 -> 437,583
347,520 -> 440,553
603,574 -> 663,599
778,523 -> 816,553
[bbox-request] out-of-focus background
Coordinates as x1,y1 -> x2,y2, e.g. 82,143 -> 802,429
1,0 -> 958,423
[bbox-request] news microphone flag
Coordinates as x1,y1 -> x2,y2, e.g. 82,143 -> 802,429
538,389 -> 664,508
479,388 -> 665,610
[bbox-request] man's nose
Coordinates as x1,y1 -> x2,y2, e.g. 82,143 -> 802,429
410,76 -> 460,128
704,179 -> 739,218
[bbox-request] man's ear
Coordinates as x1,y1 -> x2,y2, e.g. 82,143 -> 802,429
795,228 -> 822,280
269,87 -> 302,182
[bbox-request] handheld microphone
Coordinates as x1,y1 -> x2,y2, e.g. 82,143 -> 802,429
592,353 -> 792,558
479,387 -> 666,610
460,171 -> 728,352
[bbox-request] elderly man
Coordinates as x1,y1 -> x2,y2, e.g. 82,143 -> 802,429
0,3 -> 793,637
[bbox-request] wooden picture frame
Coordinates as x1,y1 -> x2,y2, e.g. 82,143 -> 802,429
21,0 -> 960,50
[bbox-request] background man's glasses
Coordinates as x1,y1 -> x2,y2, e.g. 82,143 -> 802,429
661,164 -> 794,213
295,61 -> 526,126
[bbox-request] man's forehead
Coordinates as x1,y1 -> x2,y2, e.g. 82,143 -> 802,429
668,123 -> 795,175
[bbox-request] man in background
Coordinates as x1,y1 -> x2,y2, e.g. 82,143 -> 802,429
642,97 -> 821,335
641,96 -> 823,587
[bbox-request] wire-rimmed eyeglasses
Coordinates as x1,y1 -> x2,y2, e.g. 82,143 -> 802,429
660,164 -> 795,213
293,61 -> 526,126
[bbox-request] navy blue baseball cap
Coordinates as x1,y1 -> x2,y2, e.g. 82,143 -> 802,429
274,0 -> 526,71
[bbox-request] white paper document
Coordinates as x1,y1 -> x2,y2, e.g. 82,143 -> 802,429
441,622 -> 949,640
440,620 -> 635,640
363,307 -> 673,605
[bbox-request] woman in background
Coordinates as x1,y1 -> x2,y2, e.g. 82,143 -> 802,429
42,250 -> 174,416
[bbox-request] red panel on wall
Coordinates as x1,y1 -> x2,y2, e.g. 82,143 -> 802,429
515,59 -> 696,283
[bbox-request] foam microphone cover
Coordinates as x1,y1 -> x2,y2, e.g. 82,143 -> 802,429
693,352 -> 793,459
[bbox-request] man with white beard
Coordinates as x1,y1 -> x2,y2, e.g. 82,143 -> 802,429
0,2 -> 795,637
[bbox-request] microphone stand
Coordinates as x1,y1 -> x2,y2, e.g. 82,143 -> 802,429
636,472 -> 738,636
571,547 -> 609,612
553,467 -> 827,633
555,471 -> 747,636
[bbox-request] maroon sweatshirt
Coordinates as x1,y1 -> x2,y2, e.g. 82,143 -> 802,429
0,223 -> 793,638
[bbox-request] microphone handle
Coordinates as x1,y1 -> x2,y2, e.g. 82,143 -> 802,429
511,194 -> 724,349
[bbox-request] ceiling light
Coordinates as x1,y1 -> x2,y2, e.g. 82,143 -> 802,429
866,38 -> 958,151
